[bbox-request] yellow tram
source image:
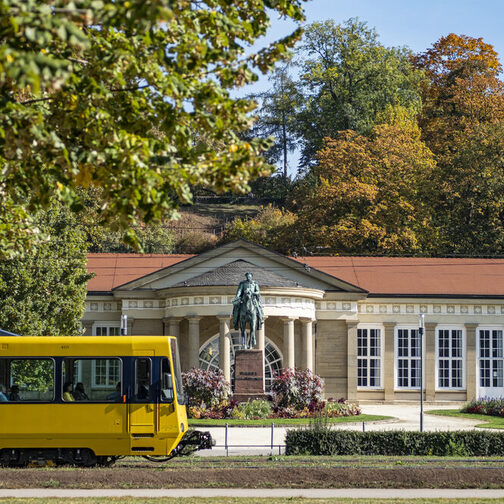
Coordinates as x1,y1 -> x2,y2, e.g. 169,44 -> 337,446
0,336 -> 211,466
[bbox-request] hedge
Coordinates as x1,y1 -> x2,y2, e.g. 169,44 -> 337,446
285,429 -> 504,456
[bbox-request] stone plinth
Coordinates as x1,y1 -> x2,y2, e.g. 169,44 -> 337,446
233,349 -> 267,403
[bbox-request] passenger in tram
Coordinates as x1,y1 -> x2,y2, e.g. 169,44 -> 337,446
73,382 -> 89,401
63,382 -> 75,402
9,384 -> 20,401
0,384 -> 8,402
106,382 -> 121,401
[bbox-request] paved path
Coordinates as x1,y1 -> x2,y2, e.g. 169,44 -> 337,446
1,488 -> 504,499
198,403 -> 483,456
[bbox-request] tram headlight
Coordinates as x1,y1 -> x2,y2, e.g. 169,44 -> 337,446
181,423 -> 185,433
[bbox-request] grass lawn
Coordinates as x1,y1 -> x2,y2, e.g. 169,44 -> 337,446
188,414 -> 391,427
0,499 -> 501,504
426,409 -> 504,429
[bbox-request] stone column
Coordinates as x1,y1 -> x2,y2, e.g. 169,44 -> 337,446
383,322 -> 396,402
425,322 -> 437,401
187,316 -> 201,370
167,317 -> 182,338
256,316 -> 268,352
218,316 -> 231,384
465,323 -> 478,401
126,317 -> 135,336
346,321 -> 358,402
300,318 -> 314,371
281,317 -> 296,369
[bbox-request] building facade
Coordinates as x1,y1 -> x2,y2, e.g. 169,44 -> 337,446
83,240 -> 504,403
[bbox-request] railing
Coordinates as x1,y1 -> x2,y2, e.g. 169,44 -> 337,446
210,421 -> 369,456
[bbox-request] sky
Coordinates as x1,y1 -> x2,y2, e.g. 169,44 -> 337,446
243,0 -> 504,174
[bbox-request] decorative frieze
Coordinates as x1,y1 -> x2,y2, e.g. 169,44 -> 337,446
356,302 -> 504,317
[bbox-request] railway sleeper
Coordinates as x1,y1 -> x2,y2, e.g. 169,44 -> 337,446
0,448 -> 117,467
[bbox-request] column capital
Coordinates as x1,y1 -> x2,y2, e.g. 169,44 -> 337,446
383,321 -> 396,329
346,320 -> 359,329
299,317 -> 315,324
163,316 -> 183,324
186,315 -> 201,322
216,315 -> 231,322
280,316 -> 297,323
425,322 -> 437,330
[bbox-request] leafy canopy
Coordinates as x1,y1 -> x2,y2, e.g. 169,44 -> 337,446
0,0 -> 307,257
0,202 -> 92,335
295,18 -> 423,167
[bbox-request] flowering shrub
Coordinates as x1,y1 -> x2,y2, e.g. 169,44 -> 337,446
182,367 -> 230,408
325,400 -> 361,417
271,368 -> 324,410
188,399 -> 239,419
462,398 -> 504,417
236,399 -> 272,420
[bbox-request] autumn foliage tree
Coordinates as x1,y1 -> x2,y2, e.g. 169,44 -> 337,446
293,108 -> 436,255
413,33 -> 504,162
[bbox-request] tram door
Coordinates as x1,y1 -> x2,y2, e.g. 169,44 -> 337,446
129,356 -> 156,435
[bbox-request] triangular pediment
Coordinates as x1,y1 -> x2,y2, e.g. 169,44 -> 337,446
172,260 -> 301,288
113,240 -> 367,293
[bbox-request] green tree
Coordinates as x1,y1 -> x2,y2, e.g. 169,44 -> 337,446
221,204 -> 297,254
0,0 -> 306,257
0,202 -> 92,335
247,64 -> 301,178
433,122 -> 504,255
295,18 -> 423,167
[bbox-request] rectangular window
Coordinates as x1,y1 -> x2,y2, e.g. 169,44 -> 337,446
134,358 -> 152,401
0,358 -> 54,402
62,358 -> 122,402
396,328 -> 421,389
357,328 -> 382,388
437,329 -> 464,389
479,329 -> 504,388
94,325 -> 120,336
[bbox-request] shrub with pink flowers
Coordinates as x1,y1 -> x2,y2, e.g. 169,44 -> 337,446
182,367 -> 230,408
271,367 -> 324,411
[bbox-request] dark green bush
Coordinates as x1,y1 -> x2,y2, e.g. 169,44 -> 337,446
285,429 -> 504,456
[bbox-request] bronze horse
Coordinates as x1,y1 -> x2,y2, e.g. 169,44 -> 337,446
236,289 -> 258,350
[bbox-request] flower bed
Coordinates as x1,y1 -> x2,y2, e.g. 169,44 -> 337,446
462,398 -> 504,417
183,367 -> 361,420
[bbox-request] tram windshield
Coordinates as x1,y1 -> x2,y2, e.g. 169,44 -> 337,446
170,339 -> 186,405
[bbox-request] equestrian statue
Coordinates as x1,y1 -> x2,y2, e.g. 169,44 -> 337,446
232,272 -> 264,349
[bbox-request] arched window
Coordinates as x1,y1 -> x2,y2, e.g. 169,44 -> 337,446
199,334 -> 282,391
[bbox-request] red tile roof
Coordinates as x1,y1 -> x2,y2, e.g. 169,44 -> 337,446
299,256 -> 504,296
86,253 -> 504,297
87,253 -> 193,292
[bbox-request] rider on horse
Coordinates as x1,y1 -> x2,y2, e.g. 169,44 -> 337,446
232,272 -> 264,348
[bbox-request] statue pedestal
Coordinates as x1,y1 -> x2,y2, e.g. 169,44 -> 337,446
233,349 -> 267,403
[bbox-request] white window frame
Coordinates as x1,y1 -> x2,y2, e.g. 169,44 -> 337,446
477,326 -> 504,390
394,325 -> 423,390
435,325 -> 465,391
357,324 -> 384,390
92,322 -> 121,337
91,358 -> 121,389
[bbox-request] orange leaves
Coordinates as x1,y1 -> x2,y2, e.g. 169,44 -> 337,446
295,116 -> 436,255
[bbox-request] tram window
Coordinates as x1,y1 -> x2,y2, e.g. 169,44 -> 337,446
62,358 -> 122,402
134,358 -> 152,401
0,359 -> 54,402
161,358 -> 174,402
